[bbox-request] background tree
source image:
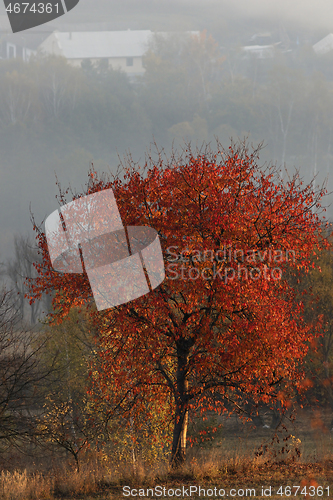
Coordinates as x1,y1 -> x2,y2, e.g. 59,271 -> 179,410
140,31 -> 223,142
0,287 -> 54,452
182,30 -> 225,107
35,308 -> 98,471
292,231 -> 333,422
2,234 -> 48,324
0,66 -> 38,126
38,55 -> 84,121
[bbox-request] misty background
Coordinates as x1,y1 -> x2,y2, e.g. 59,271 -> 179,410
0,0 -> 333,259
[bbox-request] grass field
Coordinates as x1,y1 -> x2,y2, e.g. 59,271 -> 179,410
1,407 -> 333,499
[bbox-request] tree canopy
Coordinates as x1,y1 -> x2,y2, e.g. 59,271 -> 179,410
29,140 -> 330,465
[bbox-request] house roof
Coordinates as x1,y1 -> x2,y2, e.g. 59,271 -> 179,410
41,30 -> 154,59
313,33 -> 333,55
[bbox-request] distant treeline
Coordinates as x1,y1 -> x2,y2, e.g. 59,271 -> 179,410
1,33 -> 333,179
2,31 -> 333,256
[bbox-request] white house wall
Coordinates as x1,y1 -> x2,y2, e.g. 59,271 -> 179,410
38,32 -> 64,57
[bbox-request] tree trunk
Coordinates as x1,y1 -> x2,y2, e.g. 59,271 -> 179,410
170,339 -> 192,468
171,399 -> 188,467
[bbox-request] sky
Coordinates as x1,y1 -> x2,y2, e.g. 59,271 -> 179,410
1,0 -> 333,34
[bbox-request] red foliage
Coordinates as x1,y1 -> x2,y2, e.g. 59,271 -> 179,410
28,141 -> 330,464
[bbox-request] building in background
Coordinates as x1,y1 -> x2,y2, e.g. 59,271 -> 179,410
37,29 -> 154,76
0,27 -> 201,78
1,32 -> 49,61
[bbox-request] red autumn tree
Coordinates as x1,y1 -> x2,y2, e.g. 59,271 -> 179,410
29,141 -> 329,466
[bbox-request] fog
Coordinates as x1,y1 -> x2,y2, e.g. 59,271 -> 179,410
0,0 -> 333,259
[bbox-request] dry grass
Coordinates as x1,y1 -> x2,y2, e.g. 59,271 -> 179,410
0,470 -> 54,499
1,455 -> 333,500
0,407 -> 332,499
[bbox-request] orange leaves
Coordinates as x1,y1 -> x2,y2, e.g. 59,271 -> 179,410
28,141 -> 330,462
